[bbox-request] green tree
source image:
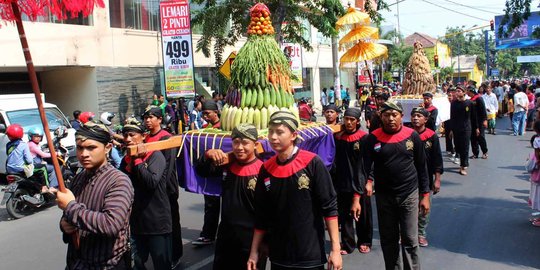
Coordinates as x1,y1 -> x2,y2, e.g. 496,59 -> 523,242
439,66 -> 454,82
382,30 -> 413,80
496,49 -> 521,78
191,0 -> 345,66
440,27 -> 488,68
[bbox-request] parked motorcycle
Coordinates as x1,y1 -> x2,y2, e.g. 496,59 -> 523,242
1,126 -> 73,219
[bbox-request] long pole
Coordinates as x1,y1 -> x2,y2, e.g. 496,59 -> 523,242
457,43 -> 461,83
11,3 -> 65,192
365,60 -> 375,87
11,3 -> 79,249
484,30 -> 490,78
331,36 -> 341,98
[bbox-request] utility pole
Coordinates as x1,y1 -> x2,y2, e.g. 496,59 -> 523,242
331,36 -> 340,93
484,30 -> 490,78
457,43 -> 461,84
396,0 -> 401,39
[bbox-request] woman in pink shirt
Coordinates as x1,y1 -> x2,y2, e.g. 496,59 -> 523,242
527,86 -> 536,131
27,127 -> 58,192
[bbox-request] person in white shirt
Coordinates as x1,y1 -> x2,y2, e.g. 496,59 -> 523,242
513,85 -> 529,136
321,88 -> 328,108
483,83 -> 499,135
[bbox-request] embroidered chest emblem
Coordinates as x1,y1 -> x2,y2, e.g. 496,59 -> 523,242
264,178 -> 271,191
406,139 -> 414,151
353,141 -> 360,151
247,178 -> 257,191
374,142 -> 382,152
466,106 -> 469,112
298,174 -> 310,190
425,140 -> 432,149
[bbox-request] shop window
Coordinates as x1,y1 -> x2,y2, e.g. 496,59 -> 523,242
21,7 -> 92,26
109,0 -> 160,31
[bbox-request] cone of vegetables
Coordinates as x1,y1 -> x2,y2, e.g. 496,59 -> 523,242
222,3 -> 298,131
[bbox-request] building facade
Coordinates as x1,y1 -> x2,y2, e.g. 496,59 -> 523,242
0,1 -> 359,123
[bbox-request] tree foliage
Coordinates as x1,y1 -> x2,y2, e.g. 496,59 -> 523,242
439,66 -> 454,82
191,0 -> 345,66
440,27 -> 489,68
382,30 -> 413,76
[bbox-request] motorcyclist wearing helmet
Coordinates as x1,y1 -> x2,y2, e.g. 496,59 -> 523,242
6,124 -> 33,174
99,112 -> 123,168
79,111 -> 95,124
5,124 -> 52,193
27,127 -> 59,192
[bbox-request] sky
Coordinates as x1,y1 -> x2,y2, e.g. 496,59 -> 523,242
379,0 -> 539,39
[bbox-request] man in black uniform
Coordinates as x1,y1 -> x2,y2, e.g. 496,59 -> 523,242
411,107 -> 443,247
332,108 -> 372,254
195,124 -> 267,270
366,91 -> 389,133
443,88 -> 456,158
422,92 -> 438,131
466,86 -> 489,159
324,104 -> 340,125
451,86 -> 477,175
193,100 -> 222,246
248,111 -> 342,270
363,101 -> 430,270
120,118 -> 172,270
143,106 -> 183,265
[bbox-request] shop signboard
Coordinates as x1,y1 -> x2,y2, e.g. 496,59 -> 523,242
281,43 -> 303,89
160,0 -> 195,98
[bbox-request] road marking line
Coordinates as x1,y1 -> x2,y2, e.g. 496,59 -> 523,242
184,255 -> 214,270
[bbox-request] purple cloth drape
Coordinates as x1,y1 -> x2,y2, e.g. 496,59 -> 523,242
178,125 -> 336,195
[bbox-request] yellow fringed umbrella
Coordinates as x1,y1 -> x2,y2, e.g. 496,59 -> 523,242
340,42 -> 387,66
336,7 -> 370,28
339,25 -> 379,46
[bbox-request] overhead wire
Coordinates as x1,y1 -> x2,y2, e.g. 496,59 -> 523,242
441,0 -> 500,14
419,0 -> 489,21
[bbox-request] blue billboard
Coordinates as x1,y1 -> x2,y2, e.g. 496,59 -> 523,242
495,11 -> 540,50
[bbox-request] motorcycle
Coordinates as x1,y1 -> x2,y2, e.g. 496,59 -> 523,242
1,126 -> 73,219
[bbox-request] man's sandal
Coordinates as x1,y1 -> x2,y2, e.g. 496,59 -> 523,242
359,244 -> 371,253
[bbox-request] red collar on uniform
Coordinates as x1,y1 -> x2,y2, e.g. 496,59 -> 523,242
335,128 -> 367,142
470,94 -> 481,101
418,128 -> 435,141
371,126 -> 414,143
145,129 -> 171,143
229,159 -> 263,177
264,150 -> 316,178
425,105 -> 437,112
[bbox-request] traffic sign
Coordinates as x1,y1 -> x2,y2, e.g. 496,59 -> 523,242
219,52 -> 237,80
491,69 -> 499,76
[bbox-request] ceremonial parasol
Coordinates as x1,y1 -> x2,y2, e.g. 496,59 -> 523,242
336,5 -> 387,87
338,25 -> 379,49
339,41 -> 387,66
335,6 -> 370,28
1,0 -> 104,248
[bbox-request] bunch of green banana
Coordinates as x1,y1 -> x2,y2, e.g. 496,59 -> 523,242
221,104 -> 300,131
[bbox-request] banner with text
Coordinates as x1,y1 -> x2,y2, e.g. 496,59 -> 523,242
281,43 -> 303,89
357,61 -> 373,85
160,0 -> 195,98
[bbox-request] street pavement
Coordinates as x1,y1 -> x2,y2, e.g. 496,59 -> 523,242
0,117 -> 539,269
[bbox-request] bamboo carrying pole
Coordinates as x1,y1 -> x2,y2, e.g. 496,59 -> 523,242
10,2 -> 78,248
127,124 -> 343,165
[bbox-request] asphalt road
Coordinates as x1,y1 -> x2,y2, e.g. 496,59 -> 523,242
0,117 -> 539,270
